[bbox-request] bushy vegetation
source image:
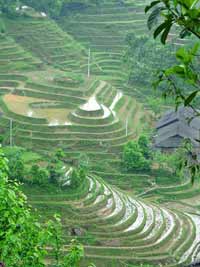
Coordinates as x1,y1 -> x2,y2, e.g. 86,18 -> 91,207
125,34 -> 176,88
123,135 -> 151,172
146,0 -> 200,180
0,0 -> 18,16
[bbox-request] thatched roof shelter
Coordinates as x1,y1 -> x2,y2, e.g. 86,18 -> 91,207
155,107 -> 200,149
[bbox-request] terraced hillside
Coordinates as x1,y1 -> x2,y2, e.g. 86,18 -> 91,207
0,70 -> 146,156
61,0 -> 150,51
1,5 -> 200,267
0,12 -> 151,193
143,178 -> 200,214
58,0 -> 150,91
5,16 -> 87,73
59,0 -> 191,95
26,174 -> 200,267
0,34 -> 42,73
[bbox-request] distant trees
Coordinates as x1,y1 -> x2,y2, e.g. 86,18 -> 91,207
21,0 -> 63,18
124,33 -> 176,88
30,164 -> 49,185
123,136 -> 151,172
0,18 -> 5,33
0,0 -> 18,16
2,146 -> 88,188
20,0 -> 102,18
138,135 -> 152,160
147,97 -> 163,116
70,167 -> 87,189
47,161 -> 65,185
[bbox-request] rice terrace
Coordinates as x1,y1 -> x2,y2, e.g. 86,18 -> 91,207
0,1 -> 200,267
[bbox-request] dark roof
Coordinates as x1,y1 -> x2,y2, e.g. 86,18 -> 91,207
157,106 -> 200,130
155,107 -> 200,148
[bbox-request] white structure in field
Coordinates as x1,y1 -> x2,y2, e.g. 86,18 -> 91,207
81,96 -> 101,112
41,12 -> 47,17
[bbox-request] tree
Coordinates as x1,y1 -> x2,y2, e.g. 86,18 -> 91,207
47,152 -> 65,185
0,18 -> 5,34
70,166 -> 87,189
124,33 -> 176,87
147,96 -> 163,116
78,153 -> 90,172
145,0 -> 200,44
138,135 -> 152,159
145,1 -> 200,108
47,215 -> 94,267
123,141 -> 151,171
0,0 -> 18,16
47,162 -> 63,185
64,239 -> 84,267
7,150 -> 25,182
30,164 -> 49,185
146,0 -> 200,180
55,148 -> 65,161
20,0 -> 63,18
0,149 -> 48,266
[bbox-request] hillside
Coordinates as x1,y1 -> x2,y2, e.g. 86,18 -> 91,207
0,1 -> 200,267
0,13 -> 150,176
24,173 -> 200,267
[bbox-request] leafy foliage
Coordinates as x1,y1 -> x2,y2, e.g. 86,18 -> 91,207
138,135 -> 152,160
20,0 -> 102,18
145,0 -> 200,44
0,147 -> 94,266
55,148 -> 66,161
154,140 -> 200,182
0,149 -> 48,266
146,0 -> 200,181
123,140 -> 151,171
30,164 -> 49,185
0,0 -> 19,16
154,44 -> 200,109
5,147 -> 25,182
124,33 -> 176,88
69,166 -> 87,189
20,0 -> 63,18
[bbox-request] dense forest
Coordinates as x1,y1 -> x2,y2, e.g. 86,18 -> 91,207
0,0 -> 200,267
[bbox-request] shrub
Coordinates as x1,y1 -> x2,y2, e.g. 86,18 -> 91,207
123,141 -> 151,171
138,134 -> 152,159
70,167 -> 86,189
0,149 -> 48,266
30,164 -> 49,185
5,148 -> 25,182
55,148 -> 66,161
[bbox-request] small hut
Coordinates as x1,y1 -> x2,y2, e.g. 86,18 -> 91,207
155,107 -> 200,153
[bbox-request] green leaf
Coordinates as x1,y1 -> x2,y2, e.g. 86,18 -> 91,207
180,29 -> 191,38
165,65 -> 185,75
145,0 -> 161,13
184,90 -> 199,106
153,21 -> 170,39
147,7 -> 165,30
161,21 -> 172,44
176,47 -> 190,63
191,43 -> 199,55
